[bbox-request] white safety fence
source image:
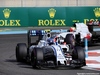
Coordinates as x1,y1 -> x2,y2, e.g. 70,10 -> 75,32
0,0 -> 100,7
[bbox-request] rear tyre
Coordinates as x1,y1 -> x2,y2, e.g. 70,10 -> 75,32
75,33 -> 81,46
16,43 -> 27,62
65,34 -> 75,49
31,47 -> 43,68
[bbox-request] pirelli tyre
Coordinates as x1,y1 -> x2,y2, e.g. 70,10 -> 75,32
16,43 -> 27,62
72,46 -> 86,68
65,34 -> 75,49
31,47 -> 43,68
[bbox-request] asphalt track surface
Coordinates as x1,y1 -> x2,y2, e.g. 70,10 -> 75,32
0,34 -> 100,75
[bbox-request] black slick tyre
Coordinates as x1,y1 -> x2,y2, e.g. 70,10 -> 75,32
72,46 -> 86,67
65,34 -> 75,49
31,47 -> 43,68
16,43 -> 27,62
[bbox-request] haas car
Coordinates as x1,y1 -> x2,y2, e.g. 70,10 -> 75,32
16,29 -> 86,69
68,22 -> 100,45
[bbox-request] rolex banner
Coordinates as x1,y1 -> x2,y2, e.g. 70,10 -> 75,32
0,7 -> 100,27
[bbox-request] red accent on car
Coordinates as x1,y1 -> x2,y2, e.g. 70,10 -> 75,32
85,34 -> 91,39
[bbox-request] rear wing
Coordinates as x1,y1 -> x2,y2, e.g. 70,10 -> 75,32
86,20 -> 100,26
27,30 -> 46,47
28,30 -> 45,36
28,29 -> 68,36
86,21 -> 100,32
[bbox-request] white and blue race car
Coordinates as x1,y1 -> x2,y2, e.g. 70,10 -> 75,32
16,29 -> 86,69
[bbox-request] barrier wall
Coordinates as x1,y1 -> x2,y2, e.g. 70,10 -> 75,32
0,7 -> 100,27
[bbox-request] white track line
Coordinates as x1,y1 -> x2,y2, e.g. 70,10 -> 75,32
83,49 -> 100,71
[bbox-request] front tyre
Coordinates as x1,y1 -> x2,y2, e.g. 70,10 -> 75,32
16,43 -> 27,62
31,47 -> 43,68
72,46 -> 86,68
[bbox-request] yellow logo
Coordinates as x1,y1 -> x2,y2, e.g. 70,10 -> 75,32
48,8 -> 56,18
3,8 -> 11,18
94,8 -> 100,18
38,8 -> 66,26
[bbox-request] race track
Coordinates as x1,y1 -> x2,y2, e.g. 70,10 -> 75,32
0,34 -> 100,75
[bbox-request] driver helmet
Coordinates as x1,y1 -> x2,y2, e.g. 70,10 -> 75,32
69,27 -> 76,32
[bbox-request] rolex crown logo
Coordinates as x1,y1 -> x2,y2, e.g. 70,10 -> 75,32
3,8 -> 11,18
48,8 -> 56,18
94,8 -> 100,18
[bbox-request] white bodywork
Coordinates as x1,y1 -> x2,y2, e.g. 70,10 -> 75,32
51,45 -> 70,65
29,40 -> 48,57
56,23 -> 92,42
29,40 -> 70,65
